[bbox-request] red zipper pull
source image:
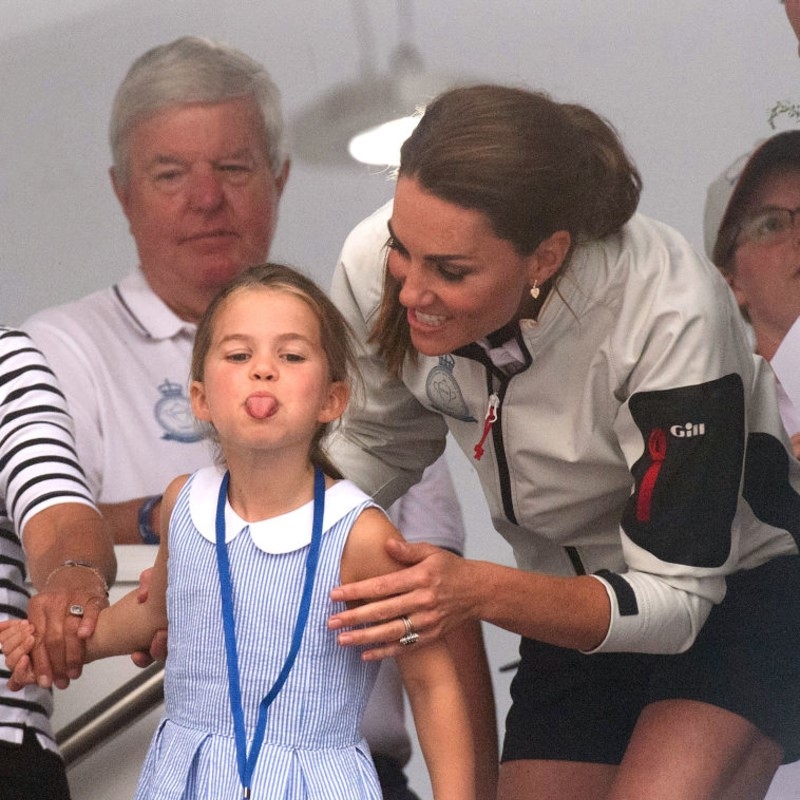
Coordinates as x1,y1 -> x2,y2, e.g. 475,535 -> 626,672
474,394 -> 500,461
636,427 -> 667,523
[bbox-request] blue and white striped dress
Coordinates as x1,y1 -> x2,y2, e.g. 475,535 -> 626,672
135,467 -> 382,800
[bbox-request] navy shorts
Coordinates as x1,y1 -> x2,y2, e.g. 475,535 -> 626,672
0,727 -> 70,799
502,555 -> 800,766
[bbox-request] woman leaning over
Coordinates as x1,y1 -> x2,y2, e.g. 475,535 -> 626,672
327,85 -> 800,800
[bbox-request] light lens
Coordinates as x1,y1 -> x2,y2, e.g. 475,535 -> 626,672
347,115 -> 420,166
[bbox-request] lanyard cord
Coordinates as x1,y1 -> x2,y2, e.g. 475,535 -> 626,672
215,468 -> 326,798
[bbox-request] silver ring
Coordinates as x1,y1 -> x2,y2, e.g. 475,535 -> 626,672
399,615 -> 418,646
68,604 -> 85,618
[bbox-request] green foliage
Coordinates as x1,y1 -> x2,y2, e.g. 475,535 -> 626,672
769,100 -> 800,129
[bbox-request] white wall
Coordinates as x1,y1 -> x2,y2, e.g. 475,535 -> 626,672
3,2 -> 799,798
3,0 -> 799,329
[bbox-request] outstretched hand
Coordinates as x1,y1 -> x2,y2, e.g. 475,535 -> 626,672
328,539 -> 476,660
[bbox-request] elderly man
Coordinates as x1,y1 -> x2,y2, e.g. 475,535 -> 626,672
24,37 -> 289,544
23,37 -> 495,800
0,326 -> 115,799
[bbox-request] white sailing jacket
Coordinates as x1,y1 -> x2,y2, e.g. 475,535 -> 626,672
331,203 -> 800,655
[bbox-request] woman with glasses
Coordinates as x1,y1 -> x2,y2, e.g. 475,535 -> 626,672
706,130 -> 800,458
327,84 -> 800,800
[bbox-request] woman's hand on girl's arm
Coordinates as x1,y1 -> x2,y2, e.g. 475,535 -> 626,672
329,537 -> 477,660
331,534 -> 612,656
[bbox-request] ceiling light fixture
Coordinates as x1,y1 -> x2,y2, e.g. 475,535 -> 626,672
290,1 -> 470,167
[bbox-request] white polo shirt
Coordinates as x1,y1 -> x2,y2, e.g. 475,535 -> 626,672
23,271 -> 214,502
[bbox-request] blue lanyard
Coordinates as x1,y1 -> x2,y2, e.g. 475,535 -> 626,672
214,468 -> 325,799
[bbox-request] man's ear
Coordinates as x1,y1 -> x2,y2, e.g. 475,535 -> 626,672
109,166 -> 132,220
527,229 -> 572,285
318,380 -> 349,425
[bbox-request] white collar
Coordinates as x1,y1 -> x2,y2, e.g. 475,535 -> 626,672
188,466 -> 371,553
116,271 -> 196,341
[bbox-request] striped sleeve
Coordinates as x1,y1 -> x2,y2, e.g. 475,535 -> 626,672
0,327 -> 96,538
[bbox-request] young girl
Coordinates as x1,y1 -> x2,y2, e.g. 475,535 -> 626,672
1,263 -> 476,800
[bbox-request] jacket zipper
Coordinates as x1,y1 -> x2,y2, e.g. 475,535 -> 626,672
463,347 -> 586,573
474,393 -> 500,461
454,342 -> 520,526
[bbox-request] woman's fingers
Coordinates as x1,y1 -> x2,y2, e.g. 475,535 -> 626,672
330,541 -> 438,606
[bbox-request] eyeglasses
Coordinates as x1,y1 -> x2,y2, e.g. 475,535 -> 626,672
717,205 -> 800,267
734,205 -> 800,250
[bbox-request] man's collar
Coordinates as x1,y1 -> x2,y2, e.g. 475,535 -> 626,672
113,270 -> 196,340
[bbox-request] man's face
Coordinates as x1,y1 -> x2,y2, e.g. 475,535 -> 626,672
112,97 -> 289,322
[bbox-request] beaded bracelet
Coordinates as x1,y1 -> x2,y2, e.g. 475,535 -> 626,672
43,560 -> 110,597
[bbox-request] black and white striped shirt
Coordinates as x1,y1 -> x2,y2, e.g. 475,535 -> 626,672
0,326 -> 95,750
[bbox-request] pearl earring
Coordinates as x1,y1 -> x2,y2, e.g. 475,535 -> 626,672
530,281 -> 540,300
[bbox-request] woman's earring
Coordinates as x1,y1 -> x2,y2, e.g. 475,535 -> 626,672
530,280 -> 540,300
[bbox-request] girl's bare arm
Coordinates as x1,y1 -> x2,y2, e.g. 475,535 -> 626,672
341,508 -> 480,800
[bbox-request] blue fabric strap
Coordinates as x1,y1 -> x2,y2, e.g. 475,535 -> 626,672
215,468 -> 326,799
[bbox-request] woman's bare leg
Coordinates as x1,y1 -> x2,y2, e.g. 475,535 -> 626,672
607,700 -> 783,800
498,759 -> 616,800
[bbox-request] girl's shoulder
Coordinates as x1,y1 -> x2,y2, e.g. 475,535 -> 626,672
340,504 -> 403,585
162,473 -> 191,516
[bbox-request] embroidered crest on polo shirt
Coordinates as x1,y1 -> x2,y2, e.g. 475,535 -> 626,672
154,378 -> 204,443
425,355 -> 477,422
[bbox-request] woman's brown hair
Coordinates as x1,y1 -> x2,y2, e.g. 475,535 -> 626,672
371,84 -> 642,376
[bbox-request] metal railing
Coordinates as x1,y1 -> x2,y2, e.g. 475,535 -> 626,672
56,662 -> 164,768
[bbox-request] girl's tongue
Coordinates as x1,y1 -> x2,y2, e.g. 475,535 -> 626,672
246,394 -> 277,420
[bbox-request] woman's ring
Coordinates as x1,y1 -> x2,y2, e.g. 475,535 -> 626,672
399,615 -> 418,646
68,604 -> 85,618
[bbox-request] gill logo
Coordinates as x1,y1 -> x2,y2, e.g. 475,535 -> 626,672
669,422 -> 706,438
